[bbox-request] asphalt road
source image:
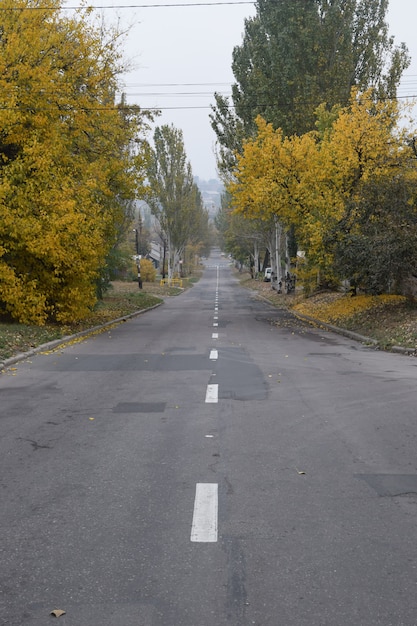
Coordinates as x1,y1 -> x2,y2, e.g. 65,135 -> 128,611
1,250 -> 417,626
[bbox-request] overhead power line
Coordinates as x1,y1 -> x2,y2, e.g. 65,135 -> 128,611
1,1 -> 255,9
122,82 -> 233,87
1,92 -> 416,113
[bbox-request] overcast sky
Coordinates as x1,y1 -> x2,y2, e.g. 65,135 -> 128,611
67,0 -> 417,181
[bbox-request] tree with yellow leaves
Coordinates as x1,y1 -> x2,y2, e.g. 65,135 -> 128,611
229,116 -> 318,285
0,0 -> 152,324
319,92 -> 417,293
228,89 -> 417,294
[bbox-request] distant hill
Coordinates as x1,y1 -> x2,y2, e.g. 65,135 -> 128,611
194,177 -> 224,219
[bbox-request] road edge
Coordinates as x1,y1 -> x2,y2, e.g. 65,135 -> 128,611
254,291 -> 416,357
293,311 -> 416,356
0,302 -> 163,372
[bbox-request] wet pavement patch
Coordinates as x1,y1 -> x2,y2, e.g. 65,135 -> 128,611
37,353 -> 210,372
356,474 -> 417,496
214,347 -> 267,401
113,402 -> 166,413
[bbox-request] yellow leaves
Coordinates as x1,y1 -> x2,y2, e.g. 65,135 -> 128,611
0,263 -> 48,325
139,258 -> 157,282
0,0 -> 151,326
229,117 -> 315,227
228,88 -> 414,282
294,293 -> 407,325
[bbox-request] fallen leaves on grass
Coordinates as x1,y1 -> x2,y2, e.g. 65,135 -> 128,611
293,293 -> 407,325
293,293 -> 417,349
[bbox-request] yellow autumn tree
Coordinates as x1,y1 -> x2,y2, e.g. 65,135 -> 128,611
228,89 -> 417,291
297,89 -> 415,285
228,116 -> 320,282
229,117 -> 318,229
0,0 -> 151,324
315,91 -> 417,293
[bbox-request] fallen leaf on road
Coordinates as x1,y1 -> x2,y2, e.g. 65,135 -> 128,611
296,469 -> 306,475
50,609 -> 66,617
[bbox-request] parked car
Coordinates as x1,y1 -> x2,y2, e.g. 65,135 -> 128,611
264,267 -> 272,282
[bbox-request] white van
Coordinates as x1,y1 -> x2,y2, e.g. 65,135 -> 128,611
264,267 -> 272,282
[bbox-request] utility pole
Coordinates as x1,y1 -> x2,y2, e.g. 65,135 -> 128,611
134,228 -> 142,289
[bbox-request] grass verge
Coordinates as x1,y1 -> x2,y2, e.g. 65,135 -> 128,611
239,271 -> 417,352
0,280 -> 187,362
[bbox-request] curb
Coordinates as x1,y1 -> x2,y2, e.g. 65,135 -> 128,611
293,312 -> 416,356
293,312 -> 378,346
0,302 -> 163,372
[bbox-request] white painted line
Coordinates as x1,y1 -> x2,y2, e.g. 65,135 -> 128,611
212,333 -> 218,339
210,349 -> 218,360
191,483 -> 218,542
205,384 -> 218,403
214,316 -> 218,320
213,322 -> 218,327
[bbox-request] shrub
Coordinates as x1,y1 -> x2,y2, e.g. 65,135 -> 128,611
139,258 -> 156,282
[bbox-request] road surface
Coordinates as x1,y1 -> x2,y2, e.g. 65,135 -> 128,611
1,249 -> 417,625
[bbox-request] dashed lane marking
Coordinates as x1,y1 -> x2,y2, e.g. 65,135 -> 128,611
205,384 -> 218,403
191,483 -> 218,542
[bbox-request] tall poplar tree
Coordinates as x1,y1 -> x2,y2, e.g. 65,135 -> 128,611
210,0 -> 409,178
146,125 -> 209,277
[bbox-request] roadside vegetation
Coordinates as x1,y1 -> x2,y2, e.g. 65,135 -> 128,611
240,274 -> 417,353
0,280 -> 191,362
0,2 -> 212,331
2,1 -> 416,358
213,0 -> 417,316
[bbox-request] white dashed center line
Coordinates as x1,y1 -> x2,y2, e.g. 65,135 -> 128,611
191,483 -> 218,542
205,384 -> 218,403
210,349 -> 218,360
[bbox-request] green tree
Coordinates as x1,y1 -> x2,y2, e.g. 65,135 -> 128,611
211,0 -> 409,178
327,166 -> 417,294
146,125 -> 209,277
215,192 -> 273,275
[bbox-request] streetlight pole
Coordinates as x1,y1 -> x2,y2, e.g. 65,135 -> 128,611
134,228 -> 142,289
